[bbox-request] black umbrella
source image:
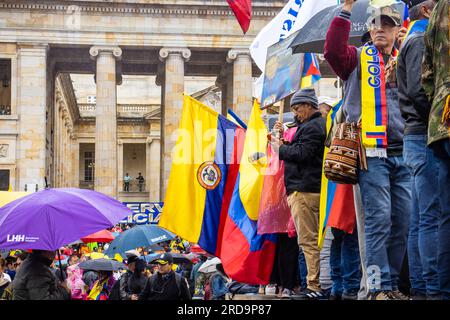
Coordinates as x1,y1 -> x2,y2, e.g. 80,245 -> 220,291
78,258 -> 126,271
290,0 -> 405,54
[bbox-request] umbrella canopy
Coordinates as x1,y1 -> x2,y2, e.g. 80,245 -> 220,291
104,225 -> 176,258
0,191 -> 31,207
78,258 -> 126,271
290,0 -> 405,54
0,188 -> 132,250
81,230 -> 115,243
198,257 -> 221,274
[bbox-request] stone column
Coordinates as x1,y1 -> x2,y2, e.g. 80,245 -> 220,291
146,136 -> 161,201
54,100 -> 60,187
16,43 -> 48,191
117,139 -> 123,193
159,47 -> 191,198
227,49 -> 253,123
89,46 -> 122,198
63,112 -> 69,187
71,133 -> 79,188
216,63 -> 234,116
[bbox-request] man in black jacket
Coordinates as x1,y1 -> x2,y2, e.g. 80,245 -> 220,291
139,253 -> 191,300
271,88 -> 326,299
397,0 -> 440,300
13,250 -> 70,300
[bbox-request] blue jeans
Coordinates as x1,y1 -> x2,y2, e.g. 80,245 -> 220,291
404,135 -> 441,296
330,227 -> 361,296
358,156 -> 411,292
432,139 -> 450,300
298,247 -> 308,289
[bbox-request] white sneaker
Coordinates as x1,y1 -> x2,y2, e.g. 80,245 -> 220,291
281,288 -> 293,299
265,284 -> 277,296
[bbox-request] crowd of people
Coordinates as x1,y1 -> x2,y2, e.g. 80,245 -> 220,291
267,0 -> 449,300
0,235 -> 238,301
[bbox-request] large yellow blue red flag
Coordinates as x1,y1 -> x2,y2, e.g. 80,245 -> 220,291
159,95 -> 245,254
217,100 -> 277,285
318,100 -> 357,248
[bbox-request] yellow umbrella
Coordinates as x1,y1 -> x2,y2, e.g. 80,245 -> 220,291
0,191 -> 31,207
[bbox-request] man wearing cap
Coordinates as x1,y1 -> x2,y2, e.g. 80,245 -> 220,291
397,0 -> 440,300
139,253 -> 191,300
325,0 -> 411,300
271,88 -> 327,300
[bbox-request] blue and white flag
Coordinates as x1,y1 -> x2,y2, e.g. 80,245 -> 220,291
250,0 -> 339,99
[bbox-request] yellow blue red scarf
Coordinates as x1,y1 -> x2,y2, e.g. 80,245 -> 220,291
360,44 -> 392,158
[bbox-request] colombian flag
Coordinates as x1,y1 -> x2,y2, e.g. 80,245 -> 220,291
301,53 -> 321,88
159,95 -> 245,254
318,100 -> 357,248
218,101 -> 277,285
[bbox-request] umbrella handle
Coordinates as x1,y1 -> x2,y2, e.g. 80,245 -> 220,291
57,250 -> 64,282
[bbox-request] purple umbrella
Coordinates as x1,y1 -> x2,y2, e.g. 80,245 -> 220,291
0,188 -> 132,251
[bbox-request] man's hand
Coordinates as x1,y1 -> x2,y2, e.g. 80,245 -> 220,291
343,0 -> 357,12
270,138 -> 282,154
273,121 -> 283,136
131,294 -> 139,300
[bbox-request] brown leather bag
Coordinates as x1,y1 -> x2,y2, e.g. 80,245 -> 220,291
324,122 -> 367,184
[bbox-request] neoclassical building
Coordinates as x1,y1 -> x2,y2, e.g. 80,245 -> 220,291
0,0 -> 337,202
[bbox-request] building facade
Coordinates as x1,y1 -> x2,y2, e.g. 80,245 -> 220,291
0,0 -> 337,202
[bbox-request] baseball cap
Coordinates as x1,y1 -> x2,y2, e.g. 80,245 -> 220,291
127,255 -> 140,264
368,6 -> 402,27
318,96 -> 336,107
155,253 -> 173,265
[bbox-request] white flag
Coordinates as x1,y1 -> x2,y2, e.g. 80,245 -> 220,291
250,0 -> 339,99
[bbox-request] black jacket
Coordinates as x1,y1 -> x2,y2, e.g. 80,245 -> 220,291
12,255 -> 70,300
119,271 -> 147,300
397,31 -> 432,135
139,271 -> 191,301
279,112 -> 326,195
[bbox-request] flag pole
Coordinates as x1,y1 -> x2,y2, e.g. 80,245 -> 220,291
277,100 -> 284,139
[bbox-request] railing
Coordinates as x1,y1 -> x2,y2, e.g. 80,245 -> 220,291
78,104 -> 157,118
122,180 -> 146,193
0,105 -> 11,115
79,180 -> 95,190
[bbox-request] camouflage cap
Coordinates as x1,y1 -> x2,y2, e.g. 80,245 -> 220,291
369,6 -> 402,26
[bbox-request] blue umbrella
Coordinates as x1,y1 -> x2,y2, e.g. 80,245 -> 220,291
104,225 -> 176,258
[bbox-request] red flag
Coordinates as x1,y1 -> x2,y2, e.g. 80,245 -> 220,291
227,0 -> 252,34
